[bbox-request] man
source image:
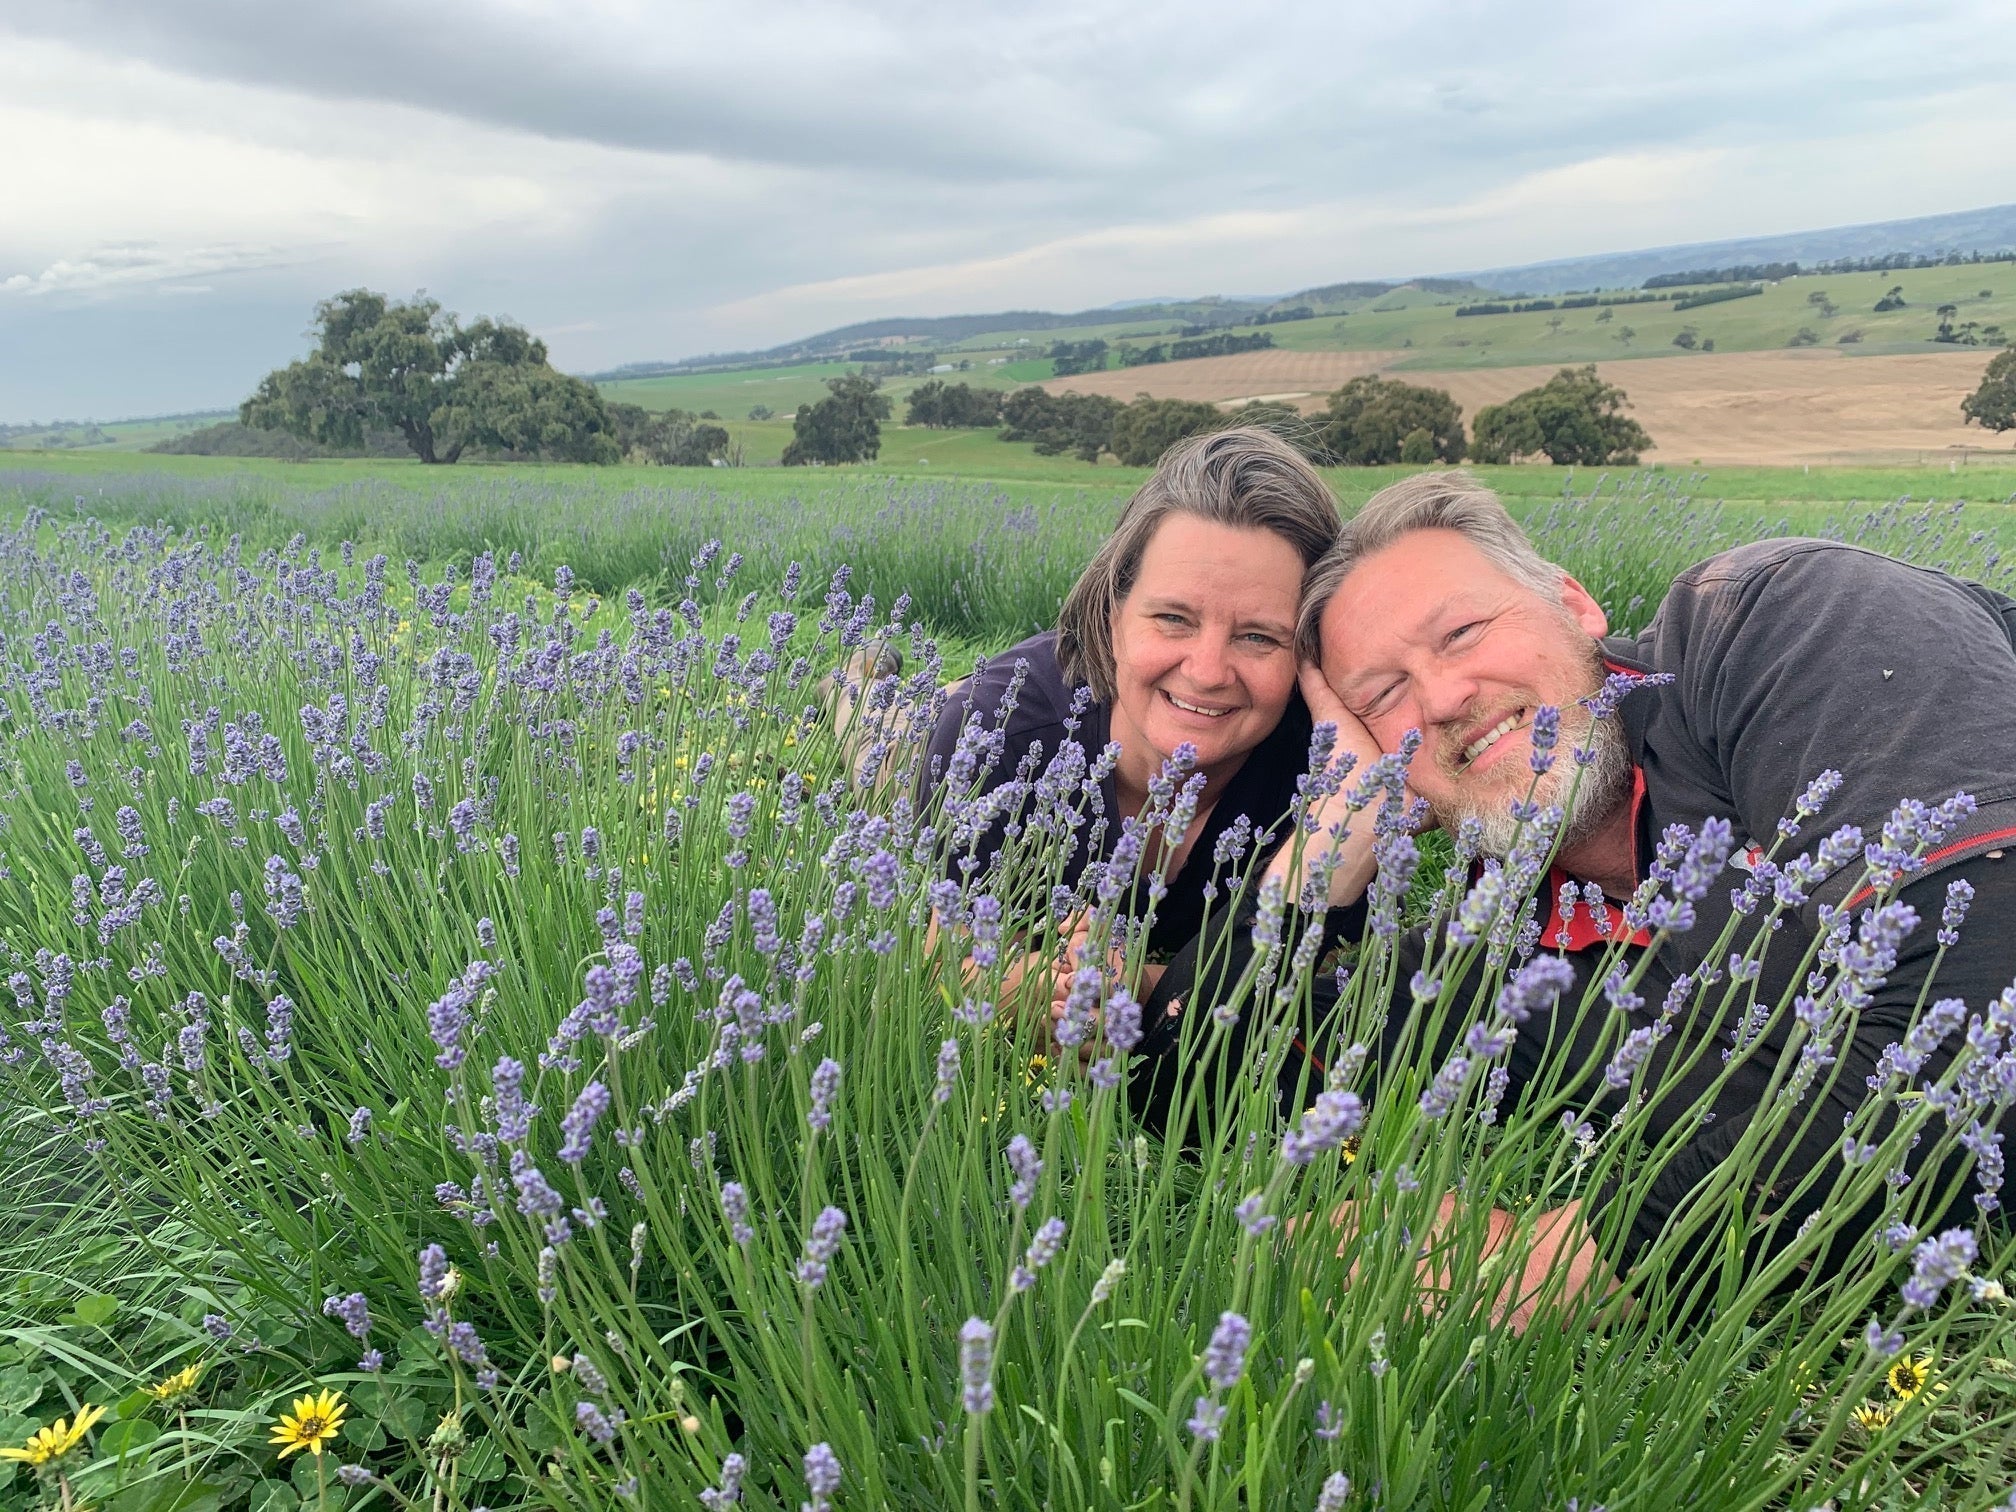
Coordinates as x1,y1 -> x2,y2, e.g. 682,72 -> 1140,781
1133,470 -> 2016,1314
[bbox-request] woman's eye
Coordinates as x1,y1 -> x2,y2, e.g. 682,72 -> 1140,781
1446,621 -> 1482,647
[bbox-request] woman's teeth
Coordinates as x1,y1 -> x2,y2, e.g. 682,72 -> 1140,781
1165,692 -> 1229,718
1461,710 -> 1526,766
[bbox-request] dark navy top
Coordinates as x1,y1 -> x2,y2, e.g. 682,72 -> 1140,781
921,629 -> 1313,954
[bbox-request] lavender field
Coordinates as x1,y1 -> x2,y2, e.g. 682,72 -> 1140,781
3,466 -> 2016,1512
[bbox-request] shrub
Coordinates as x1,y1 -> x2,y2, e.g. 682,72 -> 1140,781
998,389 -> 1122,461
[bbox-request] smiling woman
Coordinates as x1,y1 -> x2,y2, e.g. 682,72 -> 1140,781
923,426 -> 1340,958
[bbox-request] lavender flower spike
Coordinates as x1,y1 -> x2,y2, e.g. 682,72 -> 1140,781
558,1080 -> 611,1164
803,1442 -> 842,1512
959,1317 -> 996,1414
807,1057 -> 842,1132
1203,1311 -> 1252,1390
1902,1227 -> 1978,1308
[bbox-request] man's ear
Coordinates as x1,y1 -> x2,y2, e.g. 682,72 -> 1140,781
1557,572 -> 1610,638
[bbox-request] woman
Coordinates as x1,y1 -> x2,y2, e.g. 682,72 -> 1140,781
922,426 -> 1342,973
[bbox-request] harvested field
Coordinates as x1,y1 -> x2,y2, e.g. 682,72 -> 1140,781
1047,347 -> 2009,465
1044,348 -> 1398,406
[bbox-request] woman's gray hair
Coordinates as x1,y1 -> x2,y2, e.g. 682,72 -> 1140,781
1295,470 -> 1564,660
1056,426 -> 1341,703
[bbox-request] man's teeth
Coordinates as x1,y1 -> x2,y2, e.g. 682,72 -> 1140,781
1166,693 -> 1230,718
1461,711 -> 1525,765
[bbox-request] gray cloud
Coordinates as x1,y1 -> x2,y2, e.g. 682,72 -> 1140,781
3,0 -> 2014,419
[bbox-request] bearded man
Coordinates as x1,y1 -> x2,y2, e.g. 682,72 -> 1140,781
1129,470 -> 2016,1315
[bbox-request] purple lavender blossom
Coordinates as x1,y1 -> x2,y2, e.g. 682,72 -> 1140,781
959,1317 -> 996,1414
808,1057 -> 842,1132
1940,878 -> 1975,947
575,1400 -> 619,1444
559,1080 -> 611,1163
1005,1134 -> 1042,1209
510,1150 -> 565,1220
933,1038 -> 960,1104
803,1443 -> 842,1512
796,1205 -> 849,1289
1418,1055 -> 1471,1119
263,995 -> 295,1063
1186,1396 -> 1227,1442
1202,1311 -> 1251,1390
1281,1089 -> 1364,1165
492,1056 -> 536,1143
418,1245 -> 453,1304
1235,1193 -> 1277,1236
322,1292 -> 372,1339
721,1182 -> 755,1247
1317,1473 -> 1351,1512
701,1453 -> 748,1511
1902,1227 -> 1978,1308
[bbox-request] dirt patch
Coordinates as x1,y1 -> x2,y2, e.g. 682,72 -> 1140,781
1046,347 -> 2009,465
1046,350 -> 1398,405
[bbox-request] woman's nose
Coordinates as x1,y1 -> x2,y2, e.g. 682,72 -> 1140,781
1183,635 -> 1233,688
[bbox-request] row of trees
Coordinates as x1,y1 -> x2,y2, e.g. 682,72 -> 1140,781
243,290 -> 1680,470
970,367 -> 1651,467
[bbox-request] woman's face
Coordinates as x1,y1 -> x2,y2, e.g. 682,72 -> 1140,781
1107,513 -> 1305,788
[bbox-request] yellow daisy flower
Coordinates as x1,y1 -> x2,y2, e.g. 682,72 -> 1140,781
1,1404 -> 105,1466
1887,1352 -> 1938,1401
269,1390 -> 348,1459
144,1364 -> 202,1405
1850,1401 -> 1894,1432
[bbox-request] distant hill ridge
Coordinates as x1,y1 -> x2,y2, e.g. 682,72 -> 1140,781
598,201 -> 2016,381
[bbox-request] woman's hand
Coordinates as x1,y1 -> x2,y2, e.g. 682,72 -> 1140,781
1263,662 -> 1394,909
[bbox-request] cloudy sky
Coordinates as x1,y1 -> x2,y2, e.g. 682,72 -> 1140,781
5,0 -> 2016,421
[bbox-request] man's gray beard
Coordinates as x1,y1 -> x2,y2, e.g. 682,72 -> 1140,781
1438,708 -> 1634,862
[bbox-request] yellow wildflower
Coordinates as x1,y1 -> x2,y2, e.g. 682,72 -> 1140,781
269,1389 -> 347,1459
144,1363 -> 202,1404
1850,1401 -> 1894,1432
1,1404 -> 105,1466
1887,1352 -> 1939,1401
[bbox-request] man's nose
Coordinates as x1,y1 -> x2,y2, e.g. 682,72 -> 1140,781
1414,666 -> 1480,727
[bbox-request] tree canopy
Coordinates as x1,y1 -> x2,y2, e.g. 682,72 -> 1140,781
240,289 -> 618,464
998,389 -> 1122,462
1310,375 -> 1466,465
1469,365 -> 1652,465
1961,349 -> 2016,433
905,381 -> 1004,429
606,403 -> 731,465
782,374 -> 891,465
1107,397 -> 1227,467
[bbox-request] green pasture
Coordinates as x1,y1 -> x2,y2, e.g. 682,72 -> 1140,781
0,411 -> 235,453
7,454 -> 2016,653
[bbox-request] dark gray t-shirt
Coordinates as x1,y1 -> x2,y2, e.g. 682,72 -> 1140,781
1604,537 -> 2016,1003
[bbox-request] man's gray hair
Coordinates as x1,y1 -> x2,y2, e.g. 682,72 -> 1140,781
1295,470 -> 1565,660
1057,426 -> 1341,702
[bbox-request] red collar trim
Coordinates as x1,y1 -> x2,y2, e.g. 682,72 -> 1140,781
1537,764 -> 1653,952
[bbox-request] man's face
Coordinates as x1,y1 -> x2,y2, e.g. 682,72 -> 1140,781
1318,529 -> 1621,850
